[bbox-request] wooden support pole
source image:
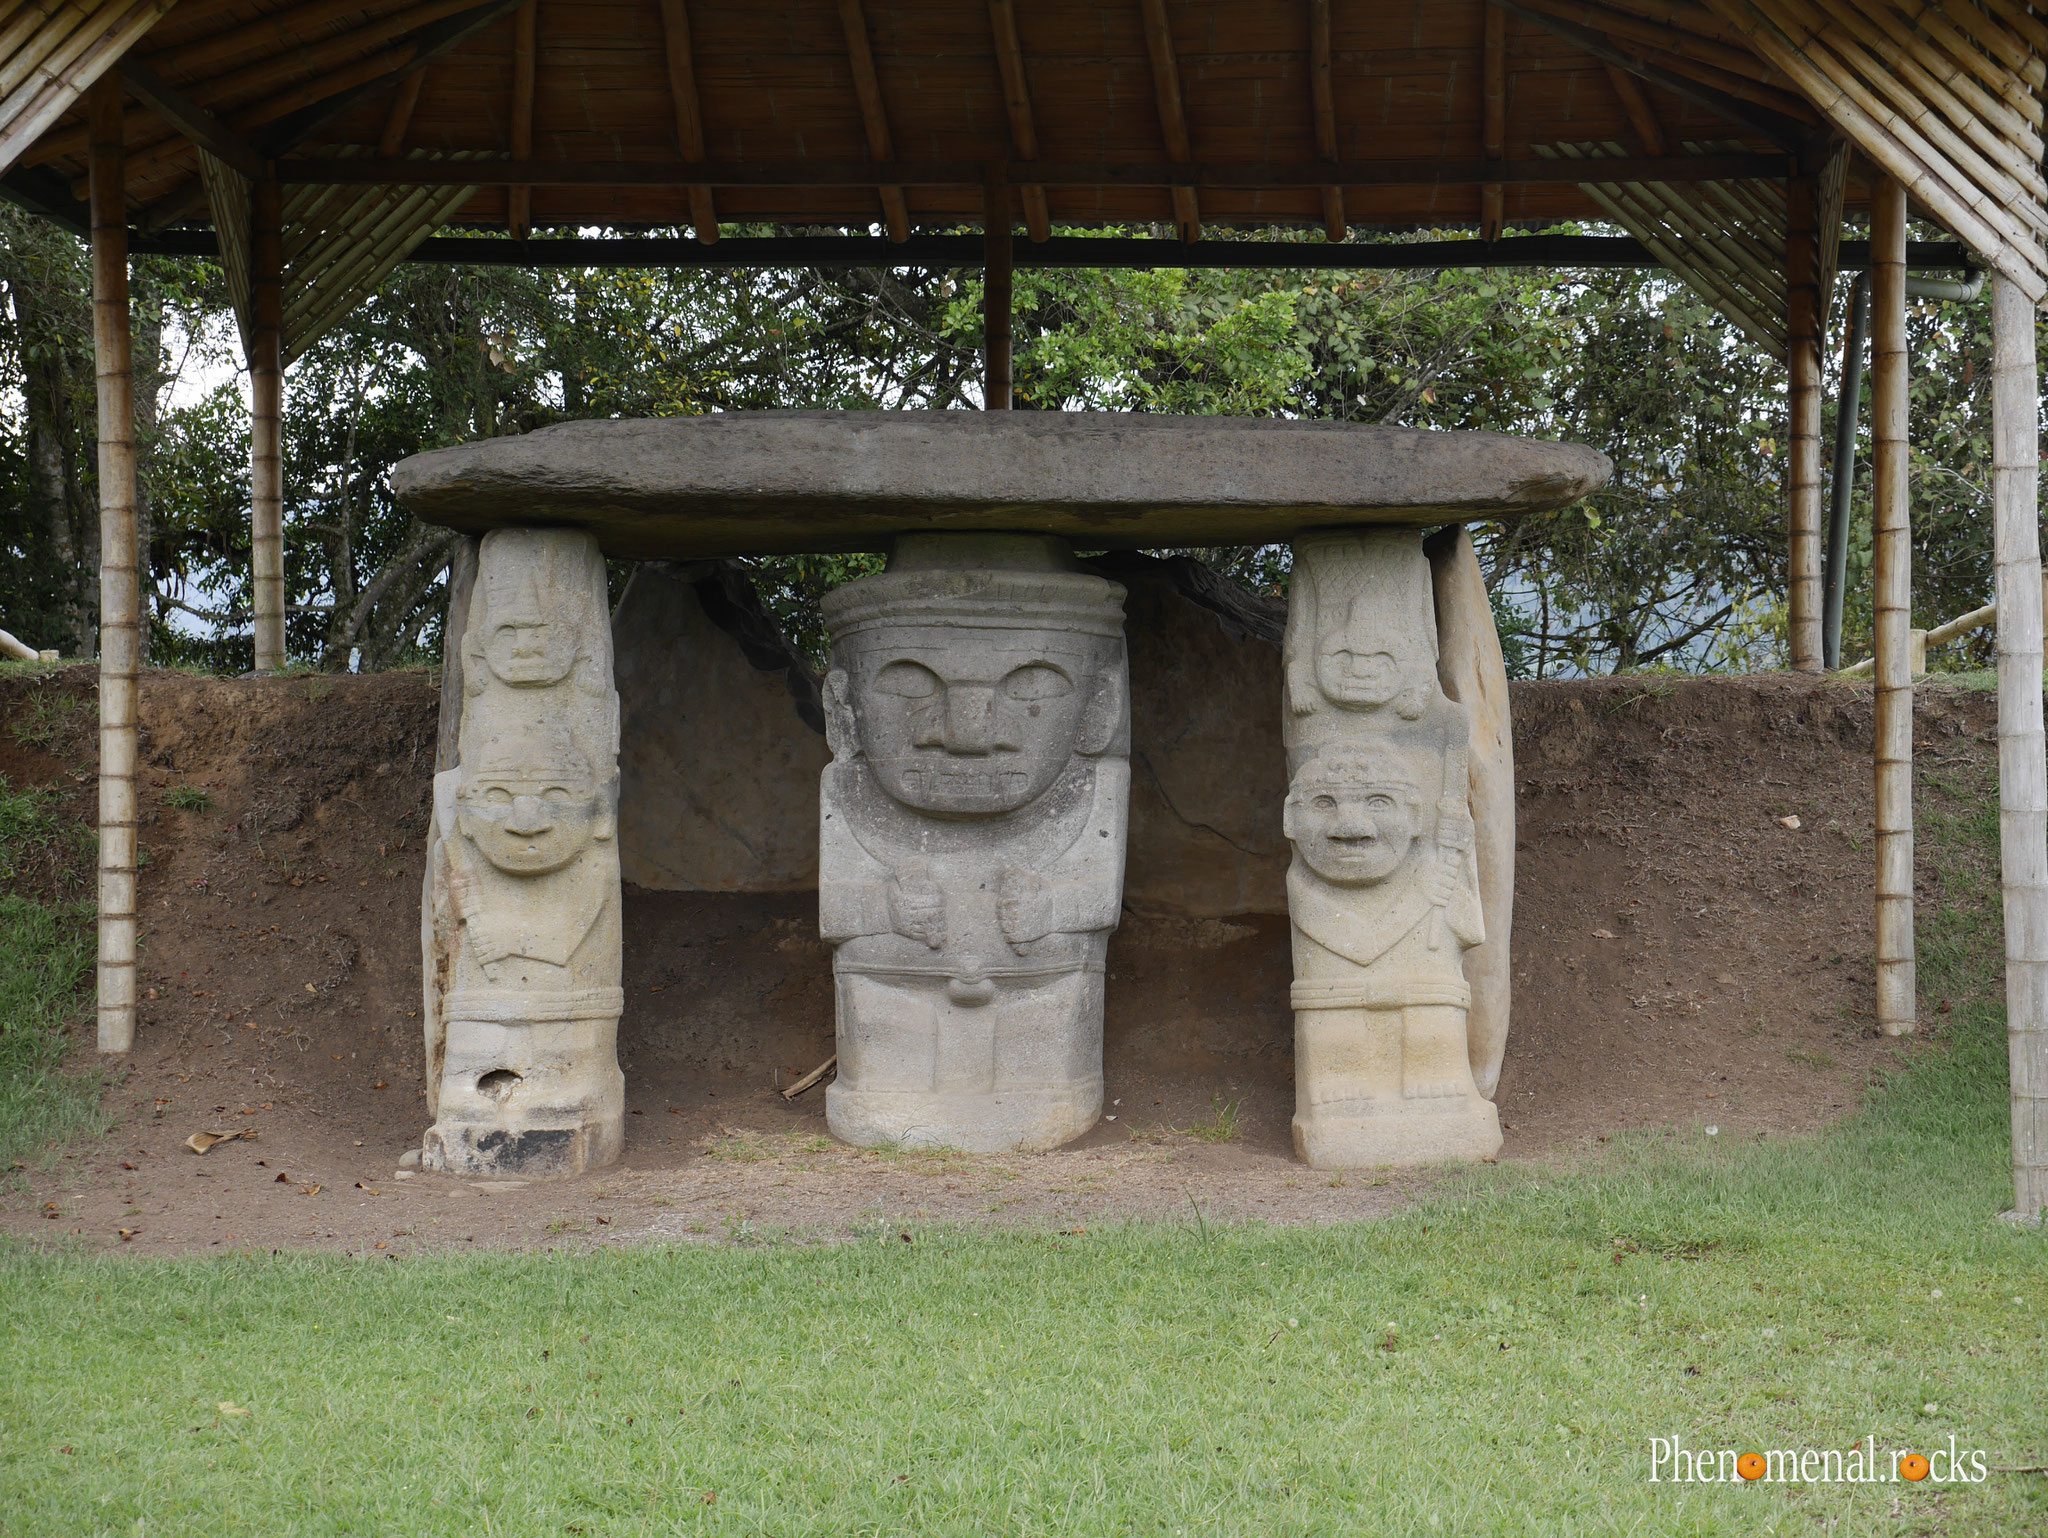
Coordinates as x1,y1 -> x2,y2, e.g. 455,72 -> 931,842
89,73 -> 137,1055
1480,1 -> 1505,241
508,0 -> 536,239
1786,170 -> 1825,672
1871,175 -> 1914,1037
984,169 -> 1012,410
250,171 -> 286,672
1991,272 -> 2048,1220
1307,0 -> 1344,241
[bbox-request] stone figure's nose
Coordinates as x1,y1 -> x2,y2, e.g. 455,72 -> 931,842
943,686 -> 997,754
1329,807 -> 1378,841
505,794 -> 554,835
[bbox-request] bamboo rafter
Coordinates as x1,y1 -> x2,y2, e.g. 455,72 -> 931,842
205,142 -> 479,364
1540,139 -> 1795,358
1703,0 -> 2048,300
0,0 -> 176,174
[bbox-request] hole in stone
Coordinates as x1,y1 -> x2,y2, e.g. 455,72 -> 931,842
477,1069 -> 521,1101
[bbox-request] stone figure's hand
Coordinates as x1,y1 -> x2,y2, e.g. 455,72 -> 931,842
1437,804 -> 1474,854
887,863 -> 946,950
997,868 -> 1054,948
1425,854 -> 1464,910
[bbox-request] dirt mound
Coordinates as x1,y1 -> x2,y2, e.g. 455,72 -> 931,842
0,666 -> 1992,1253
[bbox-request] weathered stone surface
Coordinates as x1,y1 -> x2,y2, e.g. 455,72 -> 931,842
1427,526 -> 1516,1100
1282,530 -> 1502,1168
1095,553 -> 1289,919
421,527 -> 625,1178
613,562 -> 829,892
393,412 -> 1614,559
818,533 -> 1129,1152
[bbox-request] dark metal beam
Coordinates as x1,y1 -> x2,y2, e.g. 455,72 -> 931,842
119,59 -> 264,180
273,152 -> 1790,189
129,229 -> 1977,273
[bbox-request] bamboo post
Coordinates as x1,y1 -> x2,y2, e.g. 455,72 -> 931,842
1991,273 -> 2048,1220
983,168 -> 1012,410
1786,170 -> 1825,672
1871,176 -> 1915,1037
89,74 -> 138,1055
1824,274 -> 1870,670
250,171 -> 285,670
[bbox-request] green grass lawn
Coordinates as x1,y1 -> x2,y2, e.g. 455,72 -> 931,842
1,755 -> 2044,1534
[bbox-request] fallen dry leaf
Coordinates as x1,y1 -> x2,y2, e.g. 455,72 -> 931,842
273,1173 -> 289,1183
1591,929 -> 1616,939
356,1182 -> 380,1195
117,1228 -> 139,1240
185,1129 -> 255,1155
217,1402 -> 249,1417
300,1184 -> 322,1195
1777,814 -> 1802,830
373,1081 -> 388,1091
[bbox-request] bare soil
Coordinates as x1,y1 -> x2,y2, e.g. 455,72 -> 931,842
0,667 -> 1993,1254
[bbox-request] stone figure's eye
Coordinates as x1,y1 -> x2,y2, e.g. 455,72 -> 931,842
872,661 -> 940,699
484,787 -> 513,806
1367,794 -> 1396,810
542,787 -> 572,804
1313,795 -> 1337,812
1003,663 -> 1072,701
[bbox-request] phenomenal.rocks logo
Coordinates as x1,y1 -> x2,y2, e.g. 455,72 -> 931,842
1649,1434 -> 1989,1484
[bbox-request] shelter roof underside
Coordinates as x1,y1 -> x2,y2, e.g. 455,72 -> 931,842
20,0 -> 1840,232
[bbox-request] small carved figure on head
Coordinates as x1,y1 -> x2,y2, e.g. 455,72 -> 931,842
463,528 -> 611,699
1314,596 -> 1431,720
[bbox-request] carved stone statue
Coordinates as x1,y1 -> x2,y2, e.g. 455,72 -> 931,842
422,527 -> 624,1177
818,533 -> 1129,1152
1282,530 -> 1502,1167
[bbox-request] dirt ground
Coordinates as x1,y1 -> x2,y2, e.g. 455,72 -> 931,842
0,666 -> 1994,1255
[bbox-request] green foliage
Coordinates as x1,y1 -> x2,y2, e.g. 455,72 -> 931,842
162,785 -> 212,813
0,895 -> 97,1166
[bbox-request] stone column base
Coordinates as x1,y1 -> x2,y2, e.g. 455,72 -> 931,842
826,1081 -> 1101,1154
1292,1094 -> 1502,1169
422,1002 -> 624,1179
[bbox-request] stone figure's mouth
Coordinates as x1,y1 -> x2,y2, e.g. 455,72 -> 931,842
896,766 -> 1031,801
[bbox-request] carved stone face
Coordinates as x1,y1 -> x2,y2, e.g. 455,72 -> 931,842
1286,762 -> 1422,887
1316,598 -> 1411,710
845,628 -> 1105,816
484,612 -> 579,687
458,760 -> 611,875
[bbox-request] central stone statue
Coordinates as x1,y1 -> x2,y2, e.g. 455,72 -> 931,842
818,533 -> 1129,1151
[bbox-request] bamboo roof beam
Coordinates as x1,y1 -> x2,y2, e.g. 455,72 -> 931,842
1513,0 -> 1775,81
835,0 -> 908,243
1748,0 -> 2048,239
1704,0 -> 2047,298
1907,0 -> 2046,114
0,0 -> 175,176
1137,0 -> 1200,241
506,0 -> 532,239
1945,0 -> 2048,90
1307,0 -> 1343,241
118,55 -> 262,178
1481,2 -> 1505,242
151,0 -> 441,80
1569,0 -> 1750,49
377,62 -> 424,156
1496,0 -> 1809,146
34,0 -> 495,164
656,0 -> 718,244
985,0 -> 1048,242
1606,63 -> 1667,155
